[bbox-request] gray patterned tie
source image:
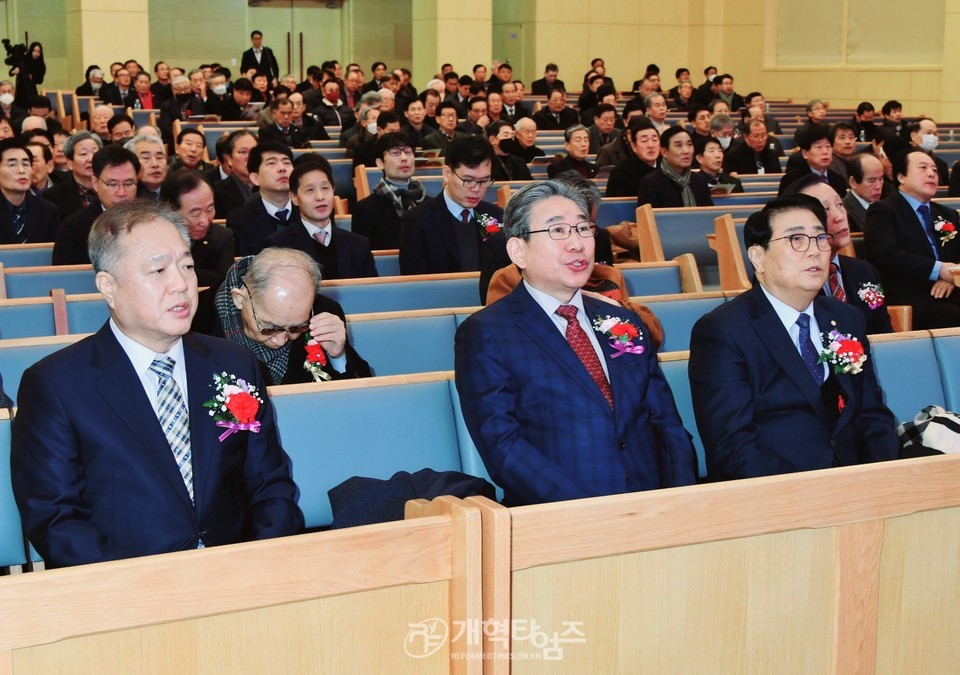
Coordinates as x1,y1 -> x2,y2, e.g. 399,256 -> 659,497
149,356 -> 194,502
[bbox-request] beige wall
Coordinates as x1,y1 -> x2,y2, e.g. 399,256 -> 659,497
412,0 -> 492,88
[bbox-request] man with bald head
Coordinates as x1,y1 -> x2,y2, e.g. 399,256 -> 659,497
89,105 -> 114,144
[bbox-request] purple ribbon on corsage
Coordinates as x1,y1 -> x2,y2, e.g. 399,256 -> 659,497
608,337 -> 645,358
216,420 -> 262,441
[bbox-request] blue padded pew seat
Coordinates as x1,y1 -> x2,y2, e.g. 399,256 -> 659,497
346,311 -> 461,376
0,244 -> 54,268
0,298 -> 58,339
931,328 -> 960,411
869,331 -> 945,425
372,253 -> 400,277
0,335 -> 84,401
1,265 -> 98,299
640,292 -> 726,353
596,199 -> 638,228
0,411 -> 28,568
658,352 -> 707,479
321,273 -> 482,314
618,262 -> 690,297
268,372 -> 470,528
64,294 -> 110,334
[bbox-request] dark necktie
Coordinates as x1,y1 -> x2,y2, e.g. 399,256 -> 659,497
553,113 -> 560,125
275,208 -> 289,230
11,203 -> 26,243
818,172 -> 829,184
460,208 -> 471,227
828,263 -> 846,301
555,305 -> 614,409
917,204 -> 940,260
796,314 -> 823,386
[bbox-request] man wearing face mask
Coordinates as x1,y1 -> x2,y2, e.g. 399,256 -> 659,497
204,73 -> 229,117
159,76 -> 205,148
907,119 -> 948,187
76,66 -> 104,97
0,81 -> 26,129
313,79 -> 356,131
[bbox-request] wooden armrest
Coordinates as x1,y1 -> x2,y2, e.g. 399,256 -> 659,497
888,305 -> 913,333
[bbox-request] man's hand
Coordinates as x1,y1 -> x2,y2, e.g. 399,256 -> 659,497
937,263 -> 958,283
309,312 -> 346,357
931,279 -> 955,299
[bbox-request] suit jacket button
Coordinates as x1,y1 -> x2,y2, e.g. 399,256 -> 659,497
618,441 -> 626,451
830,440 -> 837,448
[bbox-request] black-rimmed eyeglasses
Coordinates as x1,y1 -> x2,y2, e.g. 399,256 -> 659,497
769,233 -> 835,252
521,222 -> 598,240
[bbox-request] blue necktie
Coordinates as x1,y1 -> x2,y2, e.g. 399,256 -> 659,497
796,314 -> 823,386
917,204 -> 940,260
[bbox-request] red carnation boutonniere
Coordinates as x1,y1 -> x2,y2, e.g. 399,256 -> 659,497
203,372 -> 263,442
303,337 -> 332,382
592,315 -> 644,358
856,282 -> 885,310
932,216 -> 957,246
818,329 -> 867,375
477,213 -> 502,242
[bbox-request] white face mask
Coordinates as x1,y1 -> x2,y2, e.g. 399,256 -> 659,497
707,74 -> 716,82
718,136 -> 731,150
920,133 -> 938,152
0,94 -> 14,106
212,84 -> 227,96
366,121 -> 378,135
91,82 -> 102,93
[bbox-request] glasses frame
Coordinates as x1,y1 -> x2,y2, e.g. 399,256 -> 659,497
769,232 -> 835,252
247,292 -> 312,336
522,222 -> 598,240
450,168 -> 494,190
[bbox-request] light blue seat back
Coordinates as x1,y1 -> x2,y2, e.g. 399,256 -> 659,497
0,415 -> 28,567
596,200 -> 637,228
270,380 -> 464,528
448,380 -> 503,500
713,193 -> 775,208
61,91 -> 75,117
642,295 -> 726,352
620,265 -> 683,296
330,160 -> 356,202
323,277 -> 481,313
347,315 -> 457,376
0,341 -> 73,401
0,247 -> 53,268
4,269 -> 98,298
870,334 -> 945,425
651,212 -> 724,288
65,298 -> 109,334
933,333 -> 960,411
0,303 -> 55,339
372,254 -> 400,277
658,357 -> 707,479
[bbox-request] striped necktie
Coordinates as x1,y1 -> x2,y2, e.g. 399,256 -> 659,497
149,356 -> 194,503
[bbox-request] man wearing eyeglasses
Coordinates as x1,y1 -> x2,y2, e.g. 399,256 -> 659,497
52,144 -> 140,264
422,100 -> 469,156
689,194 -> 901,482
353,132 -> 427,250
455,179 -> 696,506
399,135 -> 504,277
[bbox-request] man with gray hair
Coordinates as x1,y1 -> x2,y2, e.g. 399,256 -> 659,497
159,75 -> 205,147
126,133 -> 168,201
42,129 -> 104,221
454,179 -> 697,506
645,92 -> 670,134
12,200 -> 304,567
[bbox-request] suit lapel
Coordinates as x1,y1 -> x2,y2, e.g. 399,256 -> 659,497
813,299 -> 856,434
509,285 -> 613,415
91,326 -> 195,510
745,286 -> 824,413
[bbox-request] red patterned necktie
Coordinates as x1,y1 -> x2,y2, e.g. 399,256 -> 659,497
828,262 -> 846,301
555,305 -> 614,409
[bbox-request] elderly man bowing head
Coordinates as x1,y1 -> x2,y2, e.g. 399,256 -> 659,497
208,248 -> 371,386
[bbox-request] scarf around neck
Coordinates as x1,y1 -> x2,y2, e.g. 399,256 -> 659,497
660,161 -> 696,207
374,176 -> 426,217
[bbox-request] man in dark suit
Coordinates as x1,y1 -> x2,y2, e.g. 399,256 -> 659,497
213,130 -> 258,219
605,116 -> 660,198
499,81 -> 530,123
587,103 -> 621,154
455,179 -> 697,506
42,130 -> 103,222
226,142 -> 296,257
844,153 -> 885,232
486,121 -> 533,183
240,30 -> 279,84
785,174 -> 892,334
98,67 -> 137,109
11,200 -> 303,568
160,169 -> 235,291
263,158 -> 376,279
158,77 -> 205,149
723,120 -> 781,176
422,100 -> 469,157
352,132 -> 427,251
399,136 -> 503,275
695,136 -> 744,194
258,97 -> 312,149
531,88 -> 579,131
637,127 -> 713,208
53,144 -> 140,265
530,63 -> 564,96
778,125 -> 847,197
0,138 -> 59,244
906,119 -> 949,187
689,195 -> 901,481
864,149 -> 960,329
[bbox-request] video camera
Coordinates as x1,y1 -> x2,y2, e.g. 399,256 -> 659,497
2,39 -> 27,69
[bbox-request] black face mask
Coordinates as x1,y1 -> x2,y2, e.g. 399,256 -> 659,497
175,93 -> 192,104
499,138 -> 520,155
